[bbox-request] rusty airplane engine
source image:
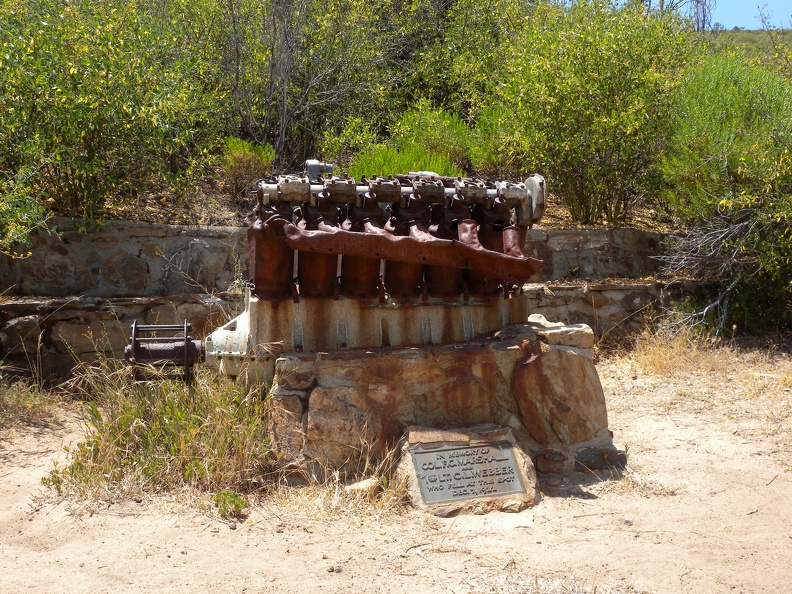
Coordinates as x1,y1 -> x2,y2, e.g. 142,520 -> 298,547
204,162 -> 547,383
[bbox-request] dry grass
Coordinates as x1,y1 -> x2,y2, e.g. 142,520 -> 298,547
17,322 -> 792,525
40,358 -> 276,516
601,326 -> 792,444
29,355 -> 412,523
0,367 -> 61,434
264,446 -> 412,528
630,327 -> 792,380
606,464 -> 679,498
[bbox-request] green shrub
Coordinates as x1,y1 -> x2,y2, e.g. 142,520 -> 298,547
347,144 -> 464,179
390,100 -> 471,170
345,101 -> 469,179
0,167 -> 51,255
662,54 -> 792,332
319,117 -> 378,168
475,0 -> 695,223
0,376 -> 58,431
0,0 -> 227,226
663,54 -> 792,218
223,138 -> 275,199
468,105 -> 523,177
43,362 -> 274,497
213,489 -> 249,519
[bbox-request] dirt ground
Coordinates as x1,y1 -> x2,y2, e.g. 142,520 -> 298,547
2,348 -> 791,594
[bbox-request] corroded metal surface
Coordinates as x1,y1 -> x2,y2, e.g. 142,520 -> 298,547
248,201 -> 294,300
209,167 -> 550,381
248,172 -> 545,301
124,320 -> 204,382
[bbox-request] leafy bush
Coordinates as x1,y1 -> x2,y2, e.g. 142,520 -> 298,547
475,0 -> 694,223
404,0 -> 532,113
390,100 -> 471,170
213,489 -> 249,519
0,167 -> 51,254
468,105 -> 523,177
345,101 -> 469,179
223,138 -> 275,199
319,117 -> 378,168
0,0 -> 227,226
661,54 -> 792,332
663,55 -> 792,217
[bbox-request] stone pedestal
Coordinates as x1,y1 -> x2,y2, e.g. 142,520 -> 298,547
267,315 -> 624,479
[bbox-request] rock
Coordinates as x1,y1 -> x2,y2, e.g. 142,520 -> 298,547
260,323 -> 612,479
18,248 -> 94,297
535,449 -> 570,475
536,324 -> 595,349
302,386 -> 383,467
99,251 -> 149,294
343,477 -> 381,498
526,313 -> 565,328
513,347 -> 608,445
0,316 -> 41,355
621,290 -> 654,312
431,505 -> 462,518
51,320 -> 129,355
317,364 -> 362,388
274,356 -> 317,391
268,393 -> 306,460
367,383 -> 414,418
500,499 -> 526,513
574,446 -> 628,471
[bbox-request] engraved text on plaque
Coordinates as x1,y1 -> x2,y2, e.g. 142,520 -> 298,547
410,441 -> 526,505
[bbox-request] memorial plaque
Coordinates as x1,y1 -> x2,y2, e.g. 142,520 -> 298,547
410,441 -> 527,505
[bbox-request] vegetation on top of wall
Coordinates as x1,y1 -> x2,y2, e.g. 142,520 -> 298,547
1,0 -> 791,330
222,138 -> 275,200
346,101 -> 470,178
0,0 -> 228,232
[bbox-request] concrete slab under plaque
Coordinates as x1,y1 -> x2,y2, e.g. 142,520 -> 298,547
397,424 -> 539,516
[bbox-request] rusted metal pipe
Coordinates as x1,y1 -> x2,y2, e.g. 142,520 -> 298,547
462,196 -> 533,296
384,194 -> 433,298
297,191 -> 341,299
425,193 -> 468,298
340,193 -> 385,299
124,320 -> 204,382
248,195 -> 294,300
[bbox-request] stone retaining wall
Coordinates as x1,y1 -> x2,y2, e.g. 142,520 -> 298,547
0,294 -> 240,380
0,282 -> 691,380
1,218 -> 247,298
1,218 -> 664,298
0,218 -> 680,380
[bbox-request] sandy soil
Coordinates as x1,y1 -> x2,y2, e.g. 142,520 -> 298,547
2,356 -> 791,594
